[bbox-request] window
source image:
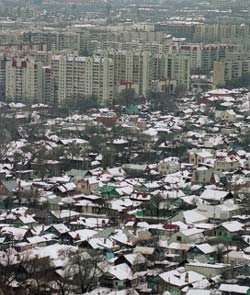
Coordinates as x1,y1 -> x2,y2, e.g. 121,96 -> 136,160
177,236 -> 182,241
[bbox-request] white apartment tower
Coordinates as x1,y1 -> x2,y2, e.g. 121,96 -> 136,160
51,55 -> 114,105
5,57 -> 43,103
102,49 -> 190,94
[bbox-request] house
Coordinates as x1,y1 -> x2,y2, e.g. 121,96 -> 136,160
158,267 -> 206,294
158,157 -> 180,176
60,228 -> 97,245
133,246 -> 162,261
74,199 -> 101,215
219,284 -> 250,294
222,110 -> 236,123
223,250 -> 250,265
122,164 -> 148,177
99,186 -> 119,199
0,226 -> 34,246
191,169 -> 224,185
186,290 -> 218,295
185,262 -> 230,278
189,150 -> 213,166
187,243 -> 217,262
197,202 -> 240,221
172,210 -> 208,225
67,169 -> 92,181
15,170 -> 34,181
199,189 -> 232,205
211,221 -> 243,240
49,210 -> 80,223
26,209 -> 54,225
115,253 -> 147,272
163,242 -> 192,262
99,263 -> 133,290
44,224 -> 70,238
16,215 -> 37,227
214,156 -> 240,172
169,228 -> 204,244
54,183 -> 76,196
76,177 -> 99,194
0,179 -> 18,196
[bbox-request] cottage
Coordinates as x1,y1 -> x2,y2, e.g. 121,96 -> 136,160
99,263 -> 133,290
115,253 -> 147,272
199,189 -> 232,205
219,284 -> 250,294
185,262 -> 230,278
158,267 -> 206,294
215,156 -> 240,172
187,243 -> 216,262
189,150 -> 213,166
158,157 -> 180,176
169,228 -> 204,244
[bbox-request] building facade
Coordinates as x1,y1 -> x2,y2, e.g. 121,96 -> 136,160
51,55 -> 114,105
5,57 -> 43,103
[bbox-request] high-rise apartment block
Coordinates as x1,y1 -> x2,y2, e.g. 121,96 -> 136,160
169,43 -> 240,72
102,50 -> 190,96
213,59 -> 250,87
51,55 -> 114,105
5,57 -> 44,103
0,54 -> 6,100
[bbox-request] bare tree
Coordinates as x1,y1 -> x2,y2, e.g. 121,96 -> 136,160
60,251 -> 101,294
20,255 -> 53,295
0,248 -> 18,294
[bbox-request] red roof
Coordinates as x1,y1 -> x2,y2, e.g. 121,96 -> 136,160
163,223 -> 179,231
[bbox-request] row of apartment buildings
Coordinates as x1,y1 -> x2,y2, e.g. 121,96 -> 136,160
213,52 -> 250,87
0,29 -> 166,54
2,50 -> 190,105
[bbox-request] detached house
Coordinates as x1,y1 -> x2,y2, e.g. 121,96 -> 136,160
189,150 -> 213,166
169,228 -> 204,244
158,157 -> 180,176
158,267 -> 207,294
215,156 -> 240,172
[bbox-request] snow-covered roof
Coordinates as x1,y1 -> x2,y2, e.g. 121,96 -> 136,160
221,221 -> 243,232
200,189 -> 229,202
219,284 -> 249,293
159,267 -> 205,286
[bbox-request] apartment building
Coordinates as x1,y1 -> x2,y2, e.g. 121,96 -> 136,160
193,24 -> 250,44
5,57 -> 43,103
151,52 -> 190,90
20,31 -> 80,52
210,0 -> 250,10
169,43 -> 240,72
57,32 -> 80,52
0,32 -> 18,45
42,66 -> 52,104
0,54 -> 6,100
213,59 -> 250,86
51,55 -> 114,105
101,49 -> 190,96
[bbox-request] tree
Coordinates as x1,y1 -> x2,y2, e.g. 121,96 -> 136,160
62,95 -> 99,114
31,144 -> 50,180
0,248 -> 18,294
147,91 -> 177,112
101,147 -> 116,169
142,194 -> 167,218
175,84 -> 187,98
55,251 -> 100,294
225,73 -> 250,89
115,88 -> 137,106
20,255 -> 54,295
